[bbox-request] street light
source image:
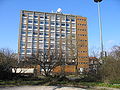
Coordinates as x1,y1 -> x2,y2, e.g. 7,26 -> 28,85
94,0 -> 104,59
94,0 -> 102,3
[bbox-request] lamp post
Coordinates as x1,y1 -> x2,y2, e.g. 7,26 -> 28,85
94,0 -> 104,59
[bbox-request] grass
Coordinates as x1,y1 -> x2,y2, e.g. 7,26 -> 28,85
47,80 -> 120,88
0,77 -> 120,89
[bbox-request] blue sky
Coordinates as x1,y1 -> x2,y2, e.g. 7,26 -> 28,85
0,0 -> 120,53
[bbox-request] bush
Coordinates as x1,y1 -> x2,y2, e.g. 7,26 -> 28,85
98,46 -> 120,84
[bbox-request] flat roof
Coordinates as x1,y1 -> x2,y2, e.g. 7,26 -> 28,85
21,10 -> 86,18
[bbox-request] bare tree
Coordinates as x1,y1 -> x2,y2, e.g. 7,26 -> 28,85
12,59 -> 33,76
26,51 -> 63,76
0,48 -> 16,79
66,36 -> 78,65
99,45 -> 120,83
0,48 -> 37,79
109,45 -> 120,60
89,46 -> 100,57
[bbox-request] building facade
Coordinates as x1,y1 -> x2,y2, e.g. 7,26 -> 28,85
89,57 -> 99,73
18,10 -> 89,71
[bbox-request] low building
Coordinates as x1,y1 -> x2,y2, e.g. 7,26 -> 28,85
89,57 -> 99,73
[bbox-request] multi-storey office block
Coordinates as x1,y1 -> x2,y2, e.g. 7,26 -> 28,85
18,10 -> 89,71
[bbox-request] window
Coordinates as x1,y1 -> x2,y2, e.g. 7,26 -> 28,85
40,26 -> 43,29
66,23 -> 70,26
34,20 -> 38,24
28,13 -> 33,15
78,19 -> 81,21
71,19 -> 75,22
45,32 -> 49,35
56,22 -> 60,25
66,16 -> 70,21
21,31 -> 26,34
22,25 -> 26,28
39,43 -> 43,47
78,34 -> 87,36
51,32 -> 54,36
56,27 -> 60,32
28,20 -> 32,23
51,26 -> 54,30
22,13 -> 27,17
51,15 -> 55,21
45,21 -> 49,24
33,43 -> 37,47
78,19 -> 86,21
56,15 -> 60,20
45,15 -> 49,19
33,37 -> 37,41
39,32 -> 43,35
33,49 -> 37,53
27,43 -> 32,48
72,34 -> 75,38
20,55 -> 24,59
61,28 -> 65,31
56,33 -> 59,36
33,26 -> 37,29
28,31 -> 32,36
20,49 -> 25,53
22,19 -> 27,23
21,40 -> 25,44
67,33 -> 70,36
34,16 -> 38,18
26,49 -> 31,53
28,25 -> 32,29
72,23 -> 75,27
33,31 -> 38,35
21,42 -> 25,47
66,18 -> 70,21
44,49 -> 49,53
51,21 -> 55,25
40,14 -> 44,18
66,29 -> 70,32
61,33 -> 65,37
78,24 -> 87,26
20,42 -> 25,48
39,39 -> 43,42
50,44 -> 54,48
51,38 -> 54,41
62,16 -> 65,21
28,15 -> 32,18
72,28 -> 76,32
61,23 -> 65,26
27,36 -> 32,42
44,45 -> 48,48
40,21 -> 44,24
45,27 -> 49,30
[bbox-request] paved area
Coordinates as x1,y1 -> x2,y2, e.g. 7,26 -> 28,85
1,86 -> 119,90
0,86 -> 87,90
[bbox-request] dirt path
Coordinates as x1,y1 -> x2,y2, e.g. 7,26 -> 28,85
0,86 -> 86,90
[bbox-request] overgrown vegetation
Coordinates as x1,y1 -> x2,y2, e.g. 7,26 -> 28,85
99,46 -> 120,84
0,76 -> 120,88
0,46 -> 120,88
25,51 -> 64,76
0,48 -> 16,79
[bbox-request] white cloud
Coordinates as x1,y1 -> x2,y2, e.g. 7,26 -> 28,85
108,40 -> 115,44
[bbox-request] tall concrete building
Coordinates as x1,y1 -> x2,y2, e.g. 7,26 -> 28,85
18,10 -> 89,71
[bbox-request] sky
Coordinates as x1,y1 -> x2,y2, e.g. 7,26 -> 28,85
0,0 -> 120,53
